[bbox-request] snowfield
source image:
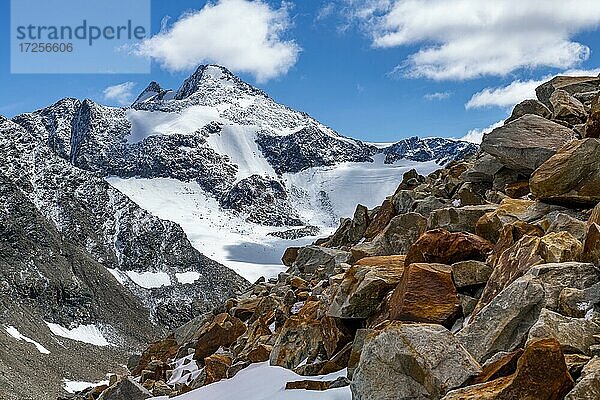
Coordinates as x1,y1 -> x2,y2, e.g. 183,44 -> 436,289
45,322 -> 111,347
5,326 -> 50,355
106,157 -> 438,282
153,362 -> 350,400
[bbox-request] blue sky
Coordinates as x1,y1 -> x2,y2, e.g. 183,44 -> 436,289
2,0 -> 600,142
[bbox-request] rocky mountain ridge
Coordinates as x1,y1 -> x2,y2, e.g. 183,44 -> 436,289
67,72 -> 600,400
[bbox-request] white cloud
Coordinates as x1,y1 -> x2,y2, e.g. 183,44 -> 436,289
466,68 -> 600,109
351,0 -> 600,80
102,82 -> 136,106
317,3 -> 336,21
424,91 -> 451,101
135,0 -> 300,82
460,120 -> 504,144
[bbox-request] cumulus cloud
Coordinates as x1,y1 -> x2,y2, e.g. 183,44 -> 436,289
103,82 -> 136,106
351,0 -> 600,80
135,0 -> 300,82
466,68 -> 600,109
424,91 -> 451,101
460,120 -> 504,144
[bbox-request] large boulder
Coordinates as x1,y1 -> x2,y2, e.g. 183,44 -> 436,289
585,94 -> 600,138
480,115 -> 575,173
327,256 -> 405,319
458,275 -> 545,363
565,356 -> 600,399
460,154 -> 504,184
505,99 -> 552,124
527,308 -> 600,356
536,75 -> 600,108
405,229 -> 493,266
351,323 -> 481,400
98,378 -> 152,400
451,260 -> 493,289
530,139 -> 600,206
351,213 -> 427,259
389,263 -> 462,328
550,89 -> 587,125
269,312 -> 323,370
290,245 -> 352,277
194,313 -> 247,361
584,223 -> 600,266
443,338 -> 574,400
427,205 -> 497,233
364,198 -> 396,240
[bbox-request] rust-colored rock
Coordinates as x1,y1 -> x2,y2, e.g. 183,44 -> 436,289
443,338 -> 574,400
285,380 -> 331,391
282,247 -> 300,267
504,181 -> 530,199
475,199 -> 537,243
389,263 -> 462,328
320,316 -> 352,359
194,313 -> 247,361
364,198 -> 396,240
132,334 -> 179,375
470,349 -> 523,385
203,354 -> 232,385
246,344 -> 272,363
585,93 -> 600,138
405,229 -> 493,266
584,223 -> 600,266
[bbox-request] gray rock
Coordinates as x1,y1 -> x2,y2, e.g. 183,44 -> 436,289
559,283 -> 600,318
428,205 -> 497,233
505,99 -> 552,124
565,356 -> 600,399
98,378 -> 151,400
351,212 -> 427,257
451,260 -> 493,288
352,323 -> 481,400
536,75 -> 600,108
480,114 -> 575,172
290,245 -> 352,276
460,154 -> 504,184
527,309 -> 600,355
547,213 -> 588,242
457,275 -> 545,363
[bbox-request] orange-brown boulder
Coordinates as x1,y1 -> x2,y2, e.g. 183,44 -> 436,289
405,229 -> 493,266
132,334 -> 179,375
584,223 -> 600,266
194,313 -> 247,361
203,354 -> 232,385
364,198 -> 396,240
389,263 -> 462,328
442,338 -> 574,400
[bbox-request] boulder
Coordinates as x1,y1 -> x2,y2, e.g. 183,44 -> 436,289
475,198 -> 539,243
550,89 -> 587,125
559,283 -> 600,318
132,334 -> 179,375
451,260 -> 493,289
98,378 -> 152,400
458,275 -> 545,363
351,213 -> 427,259
504,180 -> 530,199
281,247 -> 299,267
527,308 -> 600,356
364,198 -> 395,239
194,313 -> 247,361
389,263 -> 462,328
474,233 -> 583,316
443,338 -> 574,400
480,114 -> 575,172
327,256 -> 405,319
585,94 -> 600,138
351,323 -> 481,400
565,356 -> 600,399
347,329 -> 373,380
505,99 -> 552,124
203,354 -> 232,385
461,154 -> 504,184
470,349 -> 523,385
584,223 -> 600,266
291,245 -> 352,277
536,75 -> 600,108
547,213 -> 588,242
405,229 -> 493,266
427,205 -> 497,233
454,182 -> 487,206
530,139 -> 600,206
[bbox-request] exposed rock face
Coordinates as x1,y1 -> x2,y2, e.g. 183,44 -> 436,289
352,323 -> 481,400
550,89 -> 587,125
351,212 -> 427,258
289,246 -> 352,277
383,136 -> 478,165
584,223 -> 600,266
327,256 -> 405,319
443,338 -> 574,400
427,205 -> 497,233
530,139 -> 600,205
536,75 -> 600,108
480,114 -> 575,172
389,263 -> 462,328
505,99 -> 552,123
585,94 -> 600,138
565,356 -> 600,400
405,229 -> 493,266
527,308 -> 600,355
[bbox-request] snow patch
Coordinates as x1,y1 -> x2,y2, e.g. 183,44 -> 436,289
63,379 -> 109,394
156,362 -> 350,400
176,272 -> 201,284
5,326 -> 50,354
46,322 -> 110,346
125,271 -> 171,289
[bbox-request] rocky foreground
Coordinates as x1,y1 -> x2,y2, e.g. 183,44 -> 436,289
67,74 -> 600,399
